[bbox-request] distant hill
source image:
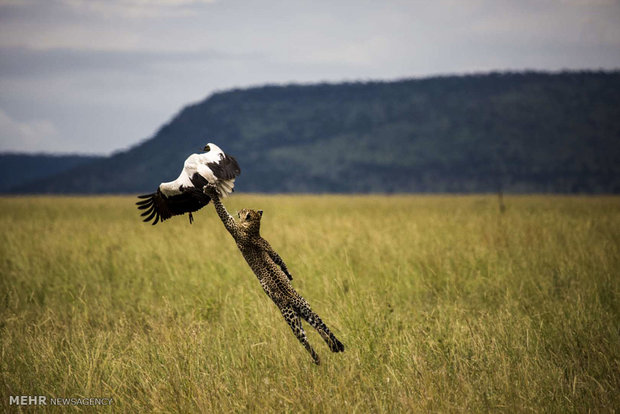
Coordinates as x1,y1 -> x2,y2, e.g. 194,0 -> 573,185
7,71 -> 620,194
0,153 -> 103,192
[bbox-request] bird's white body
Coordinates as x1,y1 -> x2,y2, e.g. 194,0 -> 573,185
137,141 -> 241,225
159,143 -> 236,197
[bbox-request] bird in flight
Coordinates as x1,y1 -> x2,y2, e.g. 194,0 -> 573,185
136,143 -> 240,225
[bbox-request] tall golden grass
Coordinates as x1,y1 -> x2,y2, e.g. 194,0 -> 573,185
1,195 -> 618,412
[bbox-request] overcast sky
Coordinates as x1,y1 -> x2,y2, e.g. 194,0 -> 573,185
1,0 -> 619,155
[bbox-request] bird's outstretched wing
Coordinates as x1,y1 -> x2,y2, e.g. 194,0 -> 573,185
136,187 -> 210,225
207,154 -> 241,180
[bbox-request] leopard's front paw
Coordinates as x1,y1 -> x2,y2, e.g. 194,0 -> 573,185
203,183 -> 218,197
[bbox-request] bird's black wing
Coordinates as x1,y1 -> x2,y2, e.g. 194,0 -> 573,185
136,187 -> 210,225
189,172 -> 209,189
207,154 -> 241,180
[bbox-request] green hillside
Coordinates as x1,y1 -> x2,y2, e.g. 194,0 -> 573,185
0,153 -> 103,192
9,71 -> 620,193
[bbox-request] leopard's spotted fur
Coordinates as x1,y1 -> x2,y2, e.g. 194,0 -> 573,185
204,185 -> 344,364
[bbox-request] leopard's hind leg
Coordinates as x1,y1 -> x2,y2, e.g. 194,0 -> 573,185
280,306 -> 321,365
297,303 -> 345,353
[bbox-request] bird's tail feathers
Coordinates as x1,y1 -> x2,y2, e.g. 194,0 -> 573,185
216,179 -> 235,198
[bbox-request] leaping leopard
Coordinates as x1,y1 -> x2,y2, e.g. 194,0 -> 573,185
200,183 -> 344,364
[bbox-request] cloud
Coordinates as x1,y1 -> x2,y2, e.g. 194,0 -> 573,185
0,1 -> 218,51
0,0 -> 619,154
0,46 -> 258,79
60,0 -> 219,20
0,109 -> 60,152
2,0 -> 218,19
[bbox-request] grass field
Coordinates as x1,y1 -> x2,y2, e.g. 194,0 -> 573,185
1,195 -> 618,412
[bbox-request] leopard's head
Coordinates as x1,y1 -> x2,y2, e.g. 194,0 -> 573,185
237,208 -> 263,234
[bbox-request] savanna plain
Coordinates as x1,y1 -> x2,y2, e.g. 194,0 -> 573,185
0,195 -> 618,412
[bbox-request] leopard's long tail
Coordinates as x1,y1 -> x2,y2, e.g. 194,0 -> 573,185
297,303 -> 345,353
